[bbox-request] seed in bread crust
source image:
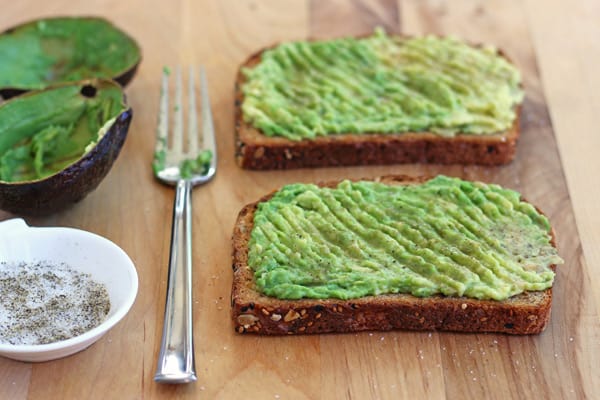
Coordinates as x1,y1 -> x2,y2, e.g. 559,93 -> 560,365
461,303 -> 468,310
254,147 -> 265,159
261,308 -> 270,316
271,313 -> 282,321
237,314 -> 259,327
284,310 -> 300,322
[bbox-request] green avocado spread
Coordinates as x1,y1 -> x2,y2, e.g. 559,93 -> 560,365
242,30 -> 524,140
0,83 -> 125,182
248,176 -> 562,301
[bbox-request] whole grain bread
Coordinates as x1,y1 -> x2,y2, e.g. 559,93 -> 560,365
234,44 -> 521,170
231,176 -> 557,335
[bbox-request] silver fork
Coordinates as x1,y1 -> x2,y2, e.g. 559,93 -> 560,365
153,66 -> 217,384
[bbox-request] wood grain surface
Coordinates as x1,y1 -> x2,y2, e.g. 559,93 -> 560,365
0,0 -> 598,399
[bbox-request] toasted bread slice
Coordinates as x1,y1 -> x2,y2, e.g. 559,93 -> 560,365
234,40 -> 521,170
231,176 -> 557,335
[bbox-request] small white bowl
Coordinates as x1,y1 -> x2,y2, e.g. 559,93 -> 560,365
0,218 -> 138,362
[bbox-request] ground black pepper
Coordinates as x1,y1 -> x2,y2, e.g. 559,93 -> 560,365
0,261 -> 111,345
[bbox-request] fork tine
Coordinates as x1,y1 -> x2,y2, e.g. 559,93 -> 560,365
156,68 -> 170,151
199,66 -> 216,164
154,66 -> 217,183
172,66 -> 184,154
187,66 -> 199,154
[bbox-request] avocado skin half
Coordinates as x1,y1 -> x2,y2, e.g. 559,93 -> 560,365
0,93 -> 132,216
0,16 -> 141,99
0,66 -> 139,100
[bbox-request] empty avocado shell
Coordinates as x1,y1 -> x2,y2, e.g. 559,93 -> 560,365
0,16 -> 141,98
0,79 -> 132,215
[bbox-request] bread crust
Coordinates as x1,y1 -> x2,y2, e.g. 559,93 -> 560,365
231,176 -> 556,335
234,42 -> 521,170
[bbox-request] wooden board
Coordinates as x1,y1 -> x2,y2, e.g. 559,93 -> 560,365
0,0 -> 598,399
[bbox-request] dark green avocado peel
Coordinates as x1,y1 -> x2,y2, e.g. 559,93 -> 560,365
0,80 -> 132,215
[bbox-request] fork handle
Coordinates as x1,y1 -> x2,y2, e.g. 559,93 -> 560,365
154,179 -> 197,384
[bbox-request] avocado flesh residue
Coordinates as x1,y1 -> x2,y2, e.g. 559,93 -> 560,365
0,83 -> 125,182
248,176 -> 563,301
178,150 -> 212,178
0,17 -> 140,90
152,146 -> 212,179
242,30 -> 524,140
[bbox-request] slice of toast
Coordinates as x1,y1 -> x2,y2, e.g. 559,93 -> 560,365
235,37 -> 522,170
231,176 -> 558,335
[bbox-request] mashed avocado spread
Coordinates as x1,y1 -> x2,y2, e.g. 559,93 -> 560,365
242,30 -> 524,140
248,176 -> 562,301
